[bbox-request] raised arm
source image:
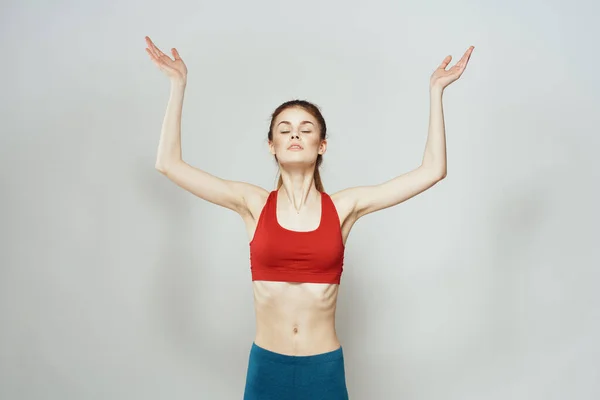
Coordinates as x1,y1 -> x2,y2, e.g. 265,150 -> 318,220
335,46 -> 475,220
146,36 -> 266,215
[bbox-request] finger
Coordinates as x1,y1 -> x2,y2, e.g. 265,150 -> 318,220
148,47 -> 173,64
438,55 -> 452,70
456,46 -> 474,69
146,48 -> 162,67
146,48 -> 173,71
145,47 -> 157,61
171,48 -> 181,60
145,36 -> 160,58
146,36 -> 167,59
146,43 -> 160,60
146,48 -> 163,64
148,56 -> 176,75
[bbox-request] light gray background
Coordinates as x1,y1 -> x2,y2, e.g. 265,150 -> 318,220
2,0 -> 599,399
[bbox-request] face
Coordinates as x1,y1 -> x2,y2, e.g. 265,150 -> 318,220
269,107 -> 327,164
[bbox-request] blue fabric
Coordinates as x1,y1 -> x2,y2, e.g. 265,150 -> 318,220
243,342 -> 349,399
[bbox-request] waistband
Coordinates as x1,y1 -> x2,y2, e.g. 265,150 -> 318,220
250,342 -> 344,365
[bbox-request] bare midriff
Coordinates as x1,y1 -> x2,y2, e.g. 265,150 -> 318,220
252,280 -> 341,356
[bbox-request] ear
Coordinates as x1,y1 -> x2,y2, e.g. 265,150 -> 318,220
268,140 -> 276,156
318,139 -> 327,155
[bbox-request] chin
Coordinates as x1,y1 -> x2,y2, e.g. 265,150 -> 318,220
279,157 -> 312,167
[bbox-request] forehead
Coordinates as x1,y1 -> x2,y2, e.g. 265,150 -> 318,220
275,107 -> 316,124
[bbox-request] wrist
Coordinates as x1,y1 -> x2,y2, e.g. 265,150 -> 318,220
429,85 -> 443,97
171,78 -> 187,89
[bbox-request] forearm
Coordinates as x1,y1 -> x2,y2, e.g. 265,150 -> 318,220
155,80 -> 186,172
421,86 -> 447,177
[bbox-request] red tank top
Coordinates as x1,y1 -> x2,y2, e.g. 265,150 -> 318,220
249,190 -> 345,284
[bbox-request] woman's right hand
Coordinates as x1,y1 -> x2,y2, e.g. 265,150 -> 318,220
145,36 -> 187,84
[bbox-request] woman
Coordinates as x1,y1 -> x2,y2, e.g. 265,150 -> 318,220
145,36 -> 474,399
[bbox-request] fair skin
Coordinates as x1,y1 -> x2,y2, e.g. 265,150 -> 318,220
145,36 -> 474,355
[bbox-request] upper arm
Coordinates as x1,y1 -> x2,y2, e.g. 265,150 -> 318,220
335,165 -> 445,220
158,160 -> 268,215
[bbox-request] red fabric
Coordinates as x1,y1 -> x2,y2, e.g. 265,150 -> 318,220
249,190 -> 345,284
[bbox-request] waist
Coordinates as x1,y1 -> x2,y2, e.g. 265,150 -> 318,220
249,341 -> 344,364
252,280 -> 341,356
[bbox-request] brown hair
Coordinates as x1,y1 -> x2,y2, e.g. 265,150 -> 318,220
268,100 -> 327,192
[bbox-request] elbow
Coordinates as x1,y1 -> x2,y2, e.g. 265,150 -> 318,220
156,158 -> 182,176
156,155 -> 182,175
155,161 -> 169,175
428,168 -> 446,184
422,164 -> 446,182
437,169 -> 447,181
431,163 -> 447,181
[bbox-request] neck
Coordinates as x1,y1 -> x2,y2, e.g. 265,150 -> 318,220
278,170 -> 319,212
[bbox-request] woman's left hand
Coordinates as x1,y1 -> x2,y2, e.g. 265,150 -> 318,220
430,46 -> 474,91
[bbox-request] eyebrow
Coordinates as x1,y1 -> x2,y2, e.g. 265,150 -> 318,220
276,120 -> 315,127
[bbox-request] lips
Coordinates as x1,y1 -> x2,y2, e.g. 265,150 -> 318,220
288,145 -> 303,150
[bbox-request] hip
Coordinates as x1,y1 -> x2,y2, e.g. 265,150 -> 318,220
243,341 -> 349,400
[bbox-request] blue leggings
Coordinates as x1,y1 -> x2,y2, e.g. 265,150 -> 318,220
243,342 -> 349,399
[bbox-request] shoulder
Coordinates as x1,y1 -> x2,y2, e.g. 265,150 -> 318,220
327,187 -> 360,225
239,184 -> 271,220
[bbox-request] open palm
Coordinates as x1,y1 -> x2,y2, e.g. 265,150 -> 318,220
145,36 -> 188,82
430,46 -> 474,90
